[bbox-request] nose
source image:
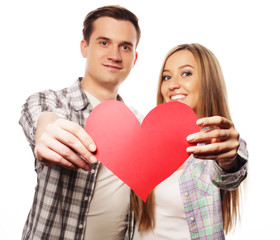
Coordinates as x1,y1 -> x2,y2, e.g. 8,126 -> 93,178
168,75 -> 181,90
108,45 -> 122,62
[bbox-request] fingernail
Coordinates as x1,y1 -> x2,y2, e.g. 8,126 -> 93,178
187,134 -> 195,142
90,155 -> 97,164
187,147 -> 196,153
89,144 -> 96,152
196,119 -> 204,126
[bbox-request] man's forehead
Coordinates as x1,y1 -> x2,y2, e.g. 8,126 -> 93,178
92,17 -> 135,32
91,17 -> 137,45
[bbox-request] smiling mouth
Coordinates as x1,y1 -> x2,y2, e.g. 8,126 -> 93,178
170,94 -> 187,100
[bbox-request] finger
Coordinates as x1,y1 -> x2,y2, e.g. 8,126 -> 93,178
51,126 -> 97,164
187,128 -> 231,143
48,138 -> 93,171
56,118 -> 96,153
187,141 -> 237,156
35,144 -> 80,170
196,116 -> 233,129
36,132 -> 93,170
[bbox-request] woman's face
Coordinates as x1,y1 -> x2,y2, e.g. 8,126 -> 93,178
160,50 -> 200,112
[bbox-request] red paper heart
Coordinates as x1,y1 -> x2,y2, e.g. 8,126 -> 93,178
85,100 -> 199,201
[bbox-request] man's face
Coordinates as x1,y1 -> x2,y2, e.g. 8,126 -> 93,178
81,17 -> 138,89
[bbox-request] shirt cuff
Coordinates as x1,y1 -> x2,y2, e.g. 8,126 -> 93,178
210,154 -> 248,190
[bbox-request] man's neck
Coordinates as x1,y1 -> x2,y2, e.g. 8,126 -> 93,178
81,76 -> 119,102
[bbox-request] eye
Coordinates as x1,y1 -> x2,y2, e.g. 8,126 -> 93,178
182,72 -> 191,77
100,41 -> 108,46
122,45 -> 131,51
162,75 -> 171,81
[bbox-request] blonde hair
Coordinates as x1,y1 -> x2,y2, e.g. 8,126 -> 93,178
132,43 -> 241,234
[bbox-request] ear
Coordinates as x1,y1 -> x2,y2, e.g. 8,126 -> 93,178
133,52 -> 138,66
80,39 -> 88,58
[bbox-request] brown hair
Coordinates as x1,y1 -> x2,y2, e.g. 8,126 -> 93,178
132,43 -> 241,234
82,5 -> 141,46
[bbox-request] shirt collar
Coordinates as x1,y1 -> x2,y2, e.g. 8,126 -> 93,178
69,78 -> 90,111
69,77 -> 124,111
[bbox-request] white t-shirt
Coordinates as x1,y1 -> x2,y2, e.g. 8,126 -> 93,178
83,92 -> 130,240
134,169 -> 191,240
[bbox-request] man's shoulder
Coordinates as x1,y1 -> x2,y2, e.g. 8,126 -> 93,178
26,79 -> 82,101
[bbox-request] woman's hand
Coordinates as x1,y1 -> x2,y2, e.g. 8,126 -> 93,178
186,116 -> 240,172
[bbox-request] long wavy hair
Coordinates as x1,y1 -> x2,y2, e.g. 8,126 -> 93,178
131,43 -> 241,234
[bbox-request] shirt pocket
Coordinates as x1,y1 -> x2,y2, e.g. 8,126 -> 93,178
196,178 -> 214,197
195,178 -> 216,212
191,160 -> 215,197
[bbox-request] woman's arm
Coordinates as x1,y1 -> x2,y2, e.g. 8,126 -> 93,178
186,116 -> 243,171
186,116 -> 248,189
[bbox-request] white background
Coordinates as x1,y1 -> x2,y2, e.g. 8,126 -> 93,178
0,0 -> 279,239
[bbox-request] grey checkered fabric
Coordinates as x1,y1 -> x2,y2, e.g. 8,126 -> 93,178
19,78 -> 140,240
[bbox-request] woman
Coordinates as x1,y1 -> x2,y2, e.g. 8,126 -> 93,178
132,43 -> 248,240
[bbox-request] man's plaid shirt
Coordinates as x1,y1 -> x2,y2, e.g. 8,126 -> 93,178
19,78 -> 140,240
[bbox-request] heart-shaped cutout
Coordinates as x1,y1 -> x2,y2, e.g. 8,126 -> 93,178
85,100 -> 199,201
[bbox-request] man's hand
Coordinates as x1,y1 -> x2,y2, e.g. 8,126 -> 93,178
186,116 -> 240,172
34,112 -> 97,171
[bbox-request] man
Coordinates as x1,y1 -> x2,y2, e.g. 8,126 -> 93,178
19,5 -> 141,240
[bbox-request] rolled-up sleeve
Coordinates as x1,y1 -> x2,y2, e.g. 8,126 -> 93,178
19,90 -> 67,147
210,138 -> 248,190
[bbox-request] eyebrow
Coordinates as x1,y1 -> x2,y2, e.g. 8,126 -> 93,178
96,36 -> 134,47
96,36 -> 110,41
179,64 -> 194,69
163,64 -> 194,72
122,41 -> 134,47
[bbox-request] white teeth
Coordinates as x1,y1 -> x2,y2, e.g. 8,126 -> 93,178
171,94 -> 186,100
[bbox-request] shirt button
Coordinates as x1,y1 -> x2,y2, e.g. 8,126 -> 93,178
184,192 -> 189,197
190,217 -> 195,222
91,169 -> 95,174
84,196 -> 89,201
79,224 -> 83,229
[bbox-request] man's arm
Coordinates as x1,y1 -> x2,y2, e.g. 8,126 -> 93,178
19,91 -> 97,171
